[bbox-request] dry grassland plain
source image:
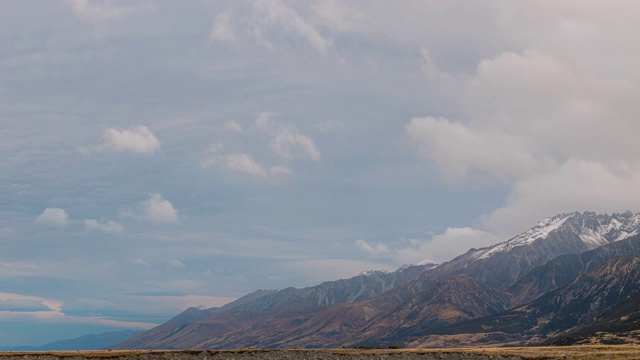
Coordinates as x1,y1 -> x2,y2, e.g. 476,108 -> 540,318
2,346 -> 640,360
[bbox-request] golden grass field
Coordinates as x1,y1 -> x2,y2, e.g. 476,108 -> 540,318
1,346 -> 640,360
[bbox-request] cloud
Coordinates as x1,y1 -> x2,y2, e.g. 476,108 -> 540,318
68,0 -> 154,23
167,259 -> 186,270
253,113 -> 321,161
270,125 -> 321,161
406,116 -> 547,183
60,298 -> 118,317
35,208 -> 69,228
222,120 -> 243,133
250,0 -> 333,55
314,119 -> 345,133
100,125 -> 160,154
482,160 -> 640,235
407,10 -> 640,236
84,219 -> 124,235
310,1 -> 360,33
210,11 -> 236,44
393,228 -> 499,265
0,299 -> 52,312
141,194 -> 178,224
355,239 -> 389,255
203,145 -> 267,177
269,165 -> 291,176
0,292 -> 62,312
204,113 -> 320,177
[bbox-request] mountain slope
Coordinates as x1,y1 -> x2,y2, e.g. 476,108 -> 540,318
114,289 -> 276,349
345,274 -> 511,348
115,264 -> 430,349
547,290 -> 640,345
429,255 -> 640,346
509,233 -> 640,306
194,274 -> 510,349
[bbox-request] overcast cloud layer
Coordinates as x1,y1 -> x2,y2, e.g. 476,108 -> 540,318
1,0 -> 639,346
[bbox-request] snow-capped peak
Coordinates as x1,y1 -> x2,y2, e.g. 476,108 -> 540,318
470,211 -> 640,261
417,258 -> 437,266
472,213 -> 574,260
358,269 -> 389,276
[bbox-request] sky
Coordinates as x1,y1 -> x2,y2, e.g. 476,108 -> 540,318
2,0 -> 640,346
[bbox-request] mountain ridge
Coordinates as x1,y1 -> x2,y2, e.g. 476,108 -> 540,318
114,211 -> 640,350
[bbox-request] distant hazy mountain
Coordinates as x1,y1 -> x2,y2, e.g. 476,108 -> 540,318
2,330 -> 141,351
113,211 -> 640,349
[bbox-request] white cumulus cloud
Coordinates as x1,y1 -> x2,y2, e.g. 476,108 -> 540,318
141,194 -> 178,224
100,125 -> 160,154
35,208 -> 69,229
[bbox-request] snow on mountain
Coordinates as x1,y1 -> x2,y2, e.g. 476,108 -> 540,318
417,258 -> 438,266
358,269 -> 389,276
471,211 -> 640,260
473,214 -> 572,260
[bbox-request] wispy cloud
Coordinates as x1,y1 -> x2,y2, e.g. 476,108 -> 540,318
355,239 -> 389,255
84,219 -> 124,235
270,125 -> 321,161
210,11 -> 236,44
68,0 -> 154,23
210,1 -> 333,55
203,144 -> 266,177
254,112 -> 321,161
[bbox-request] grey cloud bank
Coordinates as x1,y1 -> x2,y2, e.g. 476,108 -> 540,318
0,0 -> 638,346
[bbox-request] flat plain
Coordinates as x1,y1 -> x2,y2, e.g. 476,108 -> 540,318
2,346 -> 640,360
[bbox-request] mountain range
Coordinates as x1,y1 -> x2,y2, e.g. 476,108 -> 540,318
115,211 -> 640,349
1,330 -> 141,351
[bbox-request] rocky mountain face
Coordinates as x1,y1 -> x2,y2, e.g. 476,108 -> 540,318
344,274 -> 511,348
509,234 -> 640,306
114,211 -> 640,350
547,289 -> 640,345
428,255 -> 640,346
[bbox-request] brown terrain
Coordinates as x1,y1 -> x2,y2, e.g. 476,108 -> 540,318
3,347 -> 640,360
